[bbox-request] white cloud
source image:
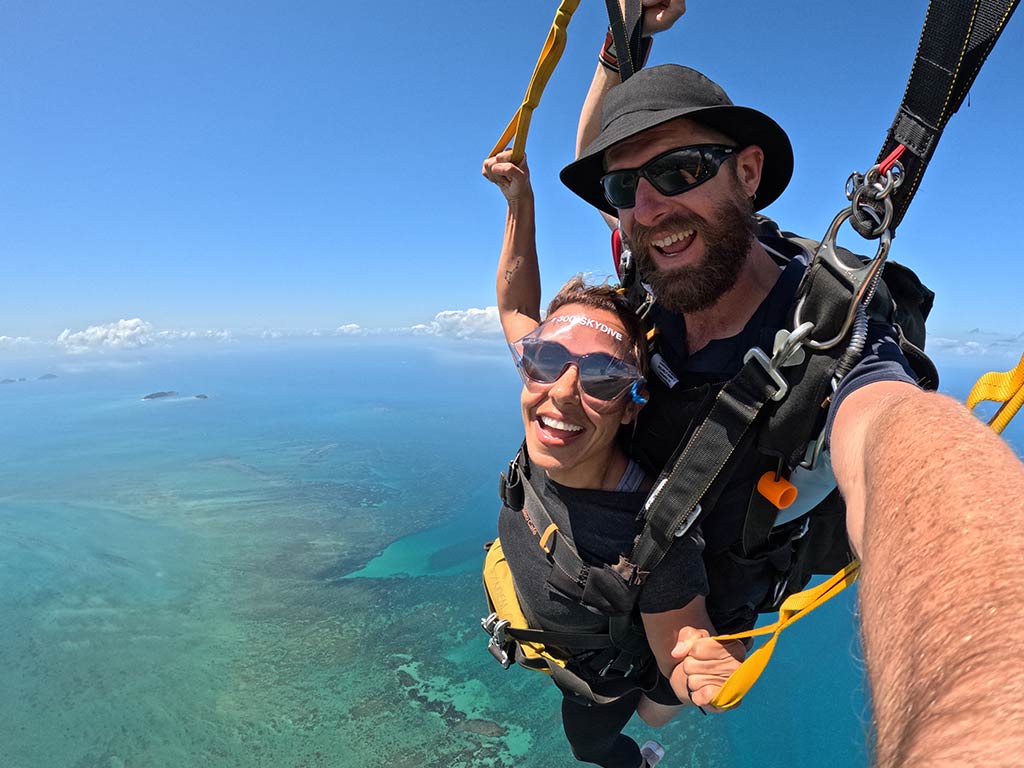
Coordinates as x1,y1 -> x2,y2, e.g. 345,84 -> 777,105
409,306 -> 502,339
927,335 -> 1024,365
337,323 -> 364,335
57,318 -> 154,354
0,335 -> 34,348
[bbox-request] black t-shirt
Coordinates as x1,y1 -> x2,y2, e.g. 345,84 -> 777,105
498,470 -> 707,636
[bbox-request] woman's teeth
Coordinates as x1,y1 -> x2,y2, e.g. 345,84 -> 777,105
540,415 -> 582,432
652,229 -> 694,249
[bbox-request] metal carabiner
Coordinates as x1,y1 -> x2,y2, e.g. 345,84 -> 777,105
792,207 -> 891,351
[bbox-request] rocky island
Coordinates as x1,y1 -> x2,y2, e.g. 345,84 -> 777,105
142,391 -> 178,400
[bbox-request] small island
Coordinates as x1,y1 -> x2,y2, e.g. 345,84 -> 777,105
39,373 -> 58,380
142,391 -> 178,400
1,379 -> 15,385
194,394 -> 208,399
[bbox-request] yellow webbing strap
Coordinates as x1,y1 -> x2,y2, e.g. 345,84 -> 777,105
707,560 -> 861,710
488,0 -> 581,163
483,538 -> 568,669
966,353 -> 1024,435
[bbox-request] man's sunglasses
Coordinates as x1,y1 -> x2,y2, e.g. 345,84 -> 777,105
600,144 -> 738,209
512,339 -> 646,404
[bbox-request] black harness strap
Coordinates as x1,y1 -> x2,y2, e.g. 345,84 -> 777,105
878,0 -> 1020,234
630,360 -> 785,574
604,0 -> 644,80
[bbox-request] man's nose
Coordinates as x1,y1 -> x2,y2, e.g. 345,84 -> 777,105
631,177 -> 673,226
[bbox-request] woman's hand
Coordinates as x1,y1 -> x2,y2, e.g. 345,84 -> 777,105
482,150 -> 533,204
669,626 -> 746,711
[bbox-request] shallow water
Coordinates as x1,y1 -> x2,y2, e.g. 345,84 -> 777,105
0,342 -> 1016,767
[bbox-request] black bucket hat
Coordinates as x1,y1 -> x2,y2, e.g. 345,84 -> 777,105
560,65 -> 793,216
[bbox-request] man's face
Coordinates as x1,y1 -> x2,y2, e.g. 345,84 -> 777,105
605,119 -> 759,314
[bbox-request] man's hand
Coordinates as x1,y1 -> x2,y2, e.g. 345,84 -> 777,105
669,626 -> 745,711
482,150 -> 533,204
641,0 -> 686,35
615,0 -> 685,36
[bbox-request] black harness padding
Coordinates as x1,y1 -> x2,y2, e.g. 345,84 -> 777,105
498,446 -> 654,681
603,0 -> 644,80
876,0 -> 1020,234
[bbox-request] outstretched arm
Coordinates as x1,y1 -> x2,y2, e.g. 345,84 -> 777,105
831,381 -> 1024,766
482,151 -> 542,343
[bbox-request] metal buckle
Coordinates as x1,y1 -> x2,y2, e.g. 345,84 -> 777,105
743,323 -> 814,403
743,347 -> 790,402
481,613 -> 514,669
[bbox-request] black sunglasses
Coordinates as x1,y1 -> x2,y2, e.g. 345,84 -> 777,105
513,339 -> 645,403
600,144 -> 738,209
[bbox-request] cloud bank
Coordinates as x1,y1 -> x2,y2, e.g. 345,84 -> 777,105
31,305 -> 502,355
57,318 -> 155,354
408,306 -> 501,339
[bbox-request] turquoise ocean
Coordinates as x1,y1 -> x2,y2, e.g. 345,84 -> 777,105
1,338 -> 1019,768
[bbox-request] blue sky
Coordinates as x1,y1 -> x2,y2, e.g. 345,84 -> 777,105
2,1 -> 1022,359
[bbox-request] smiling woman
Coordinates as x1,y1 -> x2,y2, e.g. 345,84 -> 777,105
480,149 -> 747,768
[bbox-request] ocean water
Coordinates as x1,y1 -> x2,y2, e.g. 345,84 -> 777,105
0,340 -> 1019,768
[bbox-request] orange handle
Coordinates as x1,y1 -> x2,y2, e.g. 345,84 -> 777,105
757,472 -> 798,510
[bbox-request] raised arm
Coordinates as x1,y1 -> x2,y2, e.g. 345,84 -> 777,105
482,151 -> 542,343
576,1 -> 688,230
831,381 -> 1024,765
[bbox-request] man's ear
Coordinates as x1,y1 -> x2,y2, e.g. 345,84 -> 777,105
736,145 -> 765,199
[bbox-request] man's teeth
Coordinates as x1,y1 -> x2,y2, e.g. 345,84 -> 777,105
540,416 -> 583,432
652,230 -> 694,249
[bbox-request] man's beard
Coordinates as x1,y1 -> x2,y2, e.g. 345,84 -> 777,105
629,192 -> 756,314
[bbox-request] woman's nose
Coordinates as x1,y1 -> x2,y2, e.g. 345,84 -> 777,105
548,364 -> 582,402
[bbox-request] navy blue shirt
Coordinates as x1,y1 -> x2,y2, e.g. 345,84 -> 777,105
634,256 -> 918,630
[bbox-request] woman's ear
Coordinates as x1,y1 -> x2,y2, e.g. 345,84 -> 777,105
620,391 -> 648,425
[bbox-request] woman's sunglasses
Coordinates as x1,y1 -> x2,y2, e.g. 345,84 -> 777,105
512,338 -> 646,404
600,144 -> 738,209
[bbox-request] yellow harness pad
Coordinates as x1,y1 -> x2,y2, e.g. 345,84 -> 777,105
482,538 -> 568,670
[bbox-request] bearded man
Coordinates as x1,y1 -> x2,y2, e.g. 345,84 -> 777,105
547,6 -> 1024,764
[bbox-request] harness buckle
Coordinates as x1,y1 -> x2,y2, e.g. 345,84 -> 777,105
743,347 -> 790,402
481,613 -> 514,669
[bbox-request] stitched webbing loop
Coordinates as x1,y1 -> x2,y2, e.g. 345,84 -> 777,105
967,353 -> 1024,434
489,0 -> 581,164
707,560 -> 861,711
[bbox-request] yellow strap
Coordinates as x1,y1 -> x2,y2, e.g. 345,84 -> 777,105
966,352 -> 1024,435
488,0 -> 581,163
706,560 -> 861,710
